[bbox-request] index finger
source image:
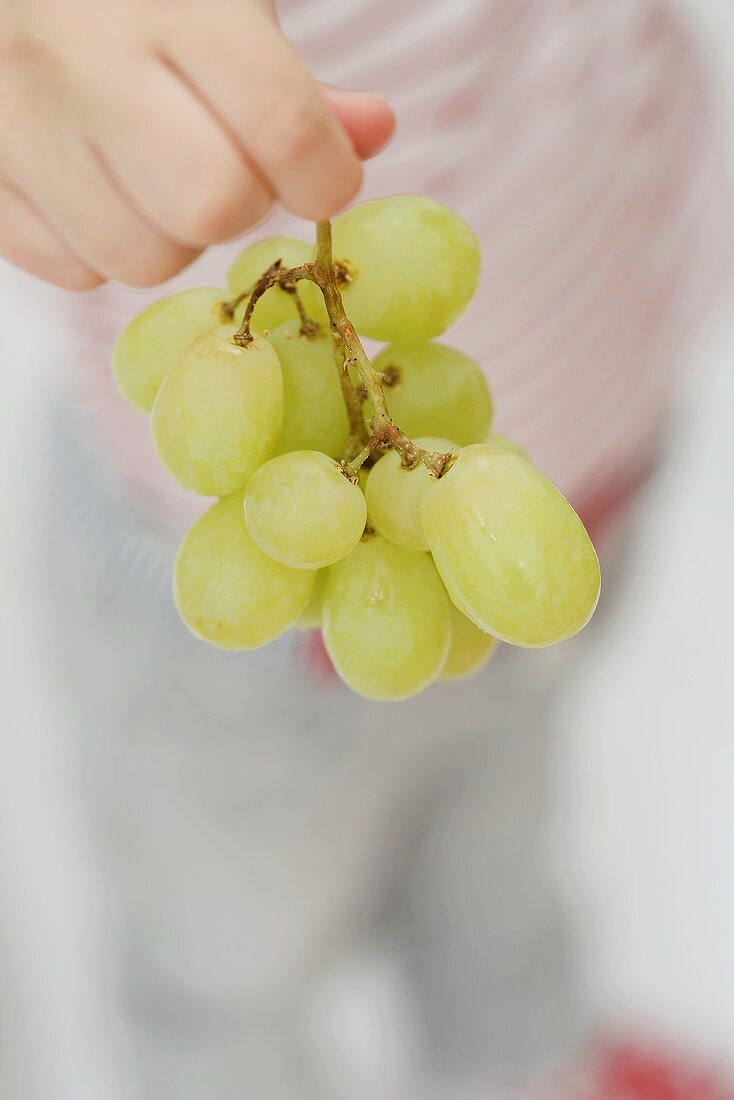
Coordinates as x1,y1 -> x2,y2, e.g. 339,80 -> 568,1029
162,7 -> 364,221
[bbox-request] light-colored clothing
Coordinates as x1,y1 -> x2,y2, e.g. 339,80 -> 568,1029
36,399 -> 592,1098
65,0 -> 724,531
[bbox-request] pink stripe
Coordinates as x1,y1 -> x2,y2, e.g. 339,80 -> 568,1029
473,47 -> 701,324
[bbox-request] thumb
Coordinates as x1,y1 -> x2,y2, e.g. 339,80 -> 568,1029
319,85 -> 396,160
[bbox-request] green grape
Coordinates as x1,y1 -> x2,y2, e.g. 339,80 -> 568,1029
268,322 -> 350,458
295,568 -> 328,630
372,342 -> 492,445
441,605 -> 498,682
331,196 -> 480,342
112,287 -> 224,413
322,536 -> 451,701
364,436 -> 458,552
151,326 -> 283,497
173,494 -> 314,650
244,451 -> 367,570
356,466 -> 370,495
485,431 -> 529,460
227,237 -> 325,333
356,468 -> 372,531
421,446 -> 601,647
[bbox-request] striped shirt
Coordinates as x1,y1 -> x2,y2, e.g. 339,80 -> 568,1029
66,0 -> 727,534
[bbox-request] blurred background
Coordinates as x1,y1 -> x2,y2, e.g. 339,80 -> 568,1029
0,1 -> 732,1098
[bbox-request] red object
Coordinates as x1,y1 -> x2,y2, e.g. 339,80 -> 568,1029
567,1041 -> 734,1100
300,629 -> 339,683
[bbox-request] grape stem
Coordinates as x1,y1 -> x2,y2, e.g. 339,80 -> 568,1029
230,222 -> 455,478
223,261 -> 315,340
313,221 -> 454,477
282,283 -> 320,338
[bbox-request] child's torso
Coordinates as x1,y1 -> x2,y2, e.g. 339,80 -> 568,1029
64,0 -> 721,531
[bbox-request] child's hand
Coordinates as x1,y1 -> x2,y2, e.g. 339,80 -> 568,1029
0,0 -> 394,289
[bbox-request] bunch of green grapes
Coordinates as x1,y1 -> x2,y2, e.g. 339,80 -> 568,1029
112,195 -> 600,702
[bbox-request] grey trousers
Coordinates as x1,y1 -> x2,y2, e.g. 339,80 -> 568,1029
32,402 -> 590,1099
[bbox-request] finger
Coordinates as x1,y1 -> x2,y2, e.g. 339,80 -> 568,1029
319,86 -> 396,160
92,56 -> 273,248
8,127 -> 201,287
0,180 -> 102,290
162,7 -> 363,221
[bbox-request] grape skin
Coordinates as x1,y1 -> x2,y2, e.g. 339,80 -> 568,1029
322,536 -> 451,701
364,436 -> 457,552
173,495 -> 314,650
294,568 -> 328,630
441,605 -> 498,682
112,287 -> 224,413
372,342 -> 493,446
151,326 -> 283,498
331,196 -> 480,342
244,451 -> 367,570
268,322 -> 349,458
485,431 -> 529,460
421,446 -> 601,647
227,238 -> 325,333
